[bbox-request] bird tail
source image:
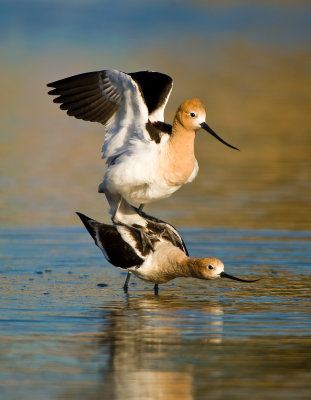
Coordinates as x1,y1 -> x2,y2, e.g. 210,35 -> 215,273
76,212 -> 98,242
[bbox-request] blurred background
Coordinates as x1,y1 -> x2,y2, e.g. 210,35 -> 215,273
1,0 -> 310,230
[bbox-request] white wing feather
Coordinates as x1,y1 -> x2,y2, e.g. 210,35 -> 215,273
47,69 -> 173,161
100,70 -> 149,159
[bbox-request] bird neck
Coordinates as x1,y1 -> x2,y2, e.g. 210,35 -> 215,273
146,244 -> 206,284
177,257 -> 205,279
164,120 -> 196,186
159,247 -> 203,280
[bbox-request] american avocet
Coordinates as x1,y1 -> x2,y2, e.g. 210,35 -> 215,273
76,211 -> 259,294
47,69 -> 239,221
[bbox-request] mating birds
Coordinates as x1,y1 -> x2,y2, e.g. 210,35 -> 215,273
76,207 -> 260,294
47,68 -> 259,294
47,69 -> 239,220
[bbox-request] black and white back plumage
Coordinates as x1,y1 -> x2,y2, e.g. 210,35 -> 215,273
76,211 -> 188,270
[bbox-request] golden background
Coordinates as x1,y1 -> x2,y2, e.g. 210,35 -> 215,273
1,1 -> 310,230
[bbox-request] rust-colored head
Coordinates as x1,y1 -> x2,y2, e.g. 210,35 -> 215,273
192,257 -> 225,280
193,257 -> 261,282
176,98 -> 207,131
175,98 -> 239,150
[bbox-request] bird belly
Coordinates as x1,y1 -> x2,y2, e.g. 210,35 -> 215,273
129,243 -> 186,284
129,258 -> 171,284
100,143 -> 181,204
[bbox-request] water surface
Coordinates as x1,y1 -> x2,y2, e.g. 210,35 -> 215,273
1,227 -> 310,399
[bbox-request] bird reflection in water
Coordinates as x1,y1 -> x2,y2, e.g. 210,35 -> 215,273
96,295 -> 224,400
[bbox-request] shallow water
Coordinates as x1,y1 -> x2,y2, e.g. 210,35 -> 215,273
1,227 -> 310,400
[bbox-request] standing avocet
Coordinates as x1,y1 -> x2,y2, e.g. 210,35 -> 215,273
47,69 -> 239,221
76,208 -> 259,294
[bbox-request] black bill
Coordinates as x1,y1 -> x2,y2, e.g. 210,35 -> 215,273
220,271 -> 261,282
201,122 -> 239,151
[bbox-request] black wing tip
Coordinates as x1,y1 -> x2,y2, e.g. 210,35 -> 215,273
46,70 -> 102,90
130,70 -> 173,89
131,69 -> 172,78
76,211 -> 89,219
76,211 -> 95,225
76,212 -> 98,241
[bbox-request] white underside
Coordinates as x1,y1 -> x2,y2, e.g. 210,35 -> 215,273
99,137 -> 198,205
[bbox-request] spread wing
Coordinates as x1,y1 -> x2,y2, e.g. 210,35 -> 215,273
128,71 -> 173,122
47,69 -> 173,159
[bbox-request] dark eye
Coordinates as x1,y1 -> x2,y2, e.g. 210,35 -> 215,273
190,112 -> 196,118
208,265 -> 214,270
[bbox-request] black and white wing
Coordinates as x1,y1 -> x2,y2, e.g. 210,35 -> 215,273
47,69 -> 173,159
76,212 -> 146,269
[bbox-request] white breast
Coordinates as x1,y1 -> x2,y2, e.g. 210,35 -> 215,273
102,137 -> 181,204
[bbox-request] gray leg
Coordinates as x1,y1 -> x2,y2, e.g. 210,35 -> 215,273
111,196 -> 123,224
115,220 -> 154,252
123,271 -> 132,292
112,209 -> 154,253
110,197 -> 154,252
154,284 -> 159,295
136,228 -> 155,252
157,223 -> 180,246
138,203 -> 144,214
102,189 -> 122,217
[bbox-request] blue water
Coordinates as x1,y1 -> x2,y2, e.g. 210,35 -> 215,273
2,1 -> 311,57
0,227 -> 310,399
